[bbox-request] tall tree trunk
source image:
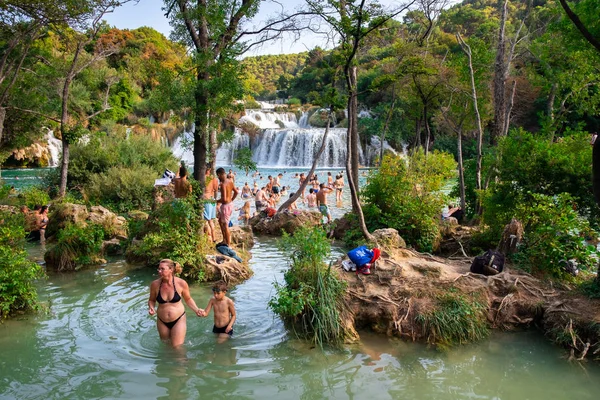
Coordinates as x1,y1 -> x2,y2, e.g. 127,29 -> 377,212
457,126 -> 466,214
348,66 -> 360,191
457,32 -> 485,191
194,83 -> 209,190
414,118 -> 422,149
423,104 -> 431,155
0,106 -> 5,145
58,42 -> 83,197
209,128 -> 217,171
547,82 -> 557,123
379,88 -> 396,166
278,111 -> 333,212
492,0 -> 509,145
503,80 -> 517,137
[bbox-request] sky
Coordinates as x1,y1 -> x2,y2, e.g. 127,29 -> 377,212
102,0 -> 326,56
101,0 -> 415,57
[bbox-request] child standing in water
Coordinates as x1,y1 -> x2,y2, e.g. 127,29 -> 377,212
202,280 -> 236,341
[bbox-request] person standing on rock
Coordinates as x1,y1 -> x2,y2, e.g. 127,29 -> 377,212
217,167 -> 238,246
316,183 -> 333,223
204,164 -> 219,242
255,186 -> 268,214
173,165 -> 192,199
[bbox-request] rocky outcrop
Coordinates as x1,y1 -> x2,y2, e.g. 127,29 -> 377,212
249,209 -> 322,235
336,242 -> 600,359
230,226 -> 254,249
88,205 -> 127,240
369,228 -> 406,250
498,218 -> 523,256
45,203 -> 89,239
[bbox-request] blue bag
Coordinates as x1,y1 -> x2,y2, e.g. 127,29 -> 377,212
347,245 -> 374,267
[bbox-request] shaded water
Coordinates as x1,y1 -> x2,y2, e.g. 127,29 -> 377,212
1,238 -> 600,399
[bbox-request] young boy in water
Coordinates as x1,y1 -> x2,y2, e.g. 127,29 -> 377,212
202,280 -> 236,340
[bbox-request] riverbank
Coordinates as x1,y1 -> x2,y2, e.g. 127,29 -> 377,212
337,243 -> 600,360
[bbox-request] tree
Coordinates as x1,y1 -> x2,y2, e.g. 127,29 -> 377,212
305,0 -> 415,241
165,0 -> 311,190
232,147 -> 256,176
0,0 -> 91,167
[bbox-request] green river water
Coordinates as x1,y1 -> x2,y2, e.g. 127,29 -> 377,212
2,168 -> 600,399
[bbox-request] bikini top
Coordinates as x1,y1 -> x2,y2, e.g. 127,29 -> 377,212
156,277 -> 182,304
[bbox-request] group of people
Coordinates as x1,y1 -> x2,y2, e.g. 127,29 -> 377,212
21,204 -> 49,243
148,259 -> 236,347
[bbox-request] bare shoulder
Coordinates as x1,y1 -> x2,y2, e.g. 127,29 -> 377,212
227,297 -> 236,307
175,276 -> 189,289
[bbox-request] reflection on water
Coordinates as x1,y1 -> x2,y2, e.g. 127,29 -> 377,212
2,233 -> 600,399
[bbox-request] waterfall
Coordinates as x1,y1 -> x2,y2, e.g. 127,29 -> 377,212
239,110 -> 299,129
171,129 -> 194,166
46,131 -> 62,167
216,130 -> 250,165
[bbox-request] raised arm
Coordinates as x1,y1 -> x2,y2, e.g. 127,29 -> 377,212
226,299 -> 236,333
180,279 -> 204,317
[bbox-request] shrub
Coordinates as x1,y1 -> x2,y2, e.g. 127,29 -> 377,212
511,193 -> 598,279
269,226 -> 347,347
416,290 -> 489,349
43,133 -> 178,199
85,165 -> 157,213
481,129 -> 595,241
0,212 -> 45,319
18,186 -> 51,208
129,187 -> 212,281
288,98 -> 301,106
45,222 -> 105,271
361,150 -> 456,252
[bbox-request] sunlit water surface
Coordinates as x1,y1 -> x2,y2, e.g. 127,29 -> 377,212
2,169 -> 600,399
1,237 -> 600,400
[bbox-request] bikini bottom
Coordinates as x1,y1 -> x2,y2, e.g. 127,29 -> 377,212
158,311 -> 185,329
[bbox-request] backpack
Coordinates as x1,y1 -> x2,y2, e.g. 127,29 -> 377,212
470,250 -> 505,276
265,207 -> 277,218
347,245 -> 374,268
163,169 -> 176,180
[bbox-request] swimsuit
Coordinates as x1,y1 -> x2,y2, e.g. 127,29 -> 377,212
213,324 -> 234,336
219,202 -> 234,224
156,277 -> 185,329
319,204 -> 329,217
203,202 -> 216,220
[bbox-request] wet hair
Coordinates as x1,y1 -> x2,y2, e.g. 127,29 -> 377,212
179,165 -> 187,178
213,280 -> 228,292
328,172 -> 332,176
309,188 -> 314,194
33,204 -> 42,211
40,205 -> 49,213
320,183 -> 325,188
290,192 -> 295,198
216,167 -> 226,176
159,259 -> 182,274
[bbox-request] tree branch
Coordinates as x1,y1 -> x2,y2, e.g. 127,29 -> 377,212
558,0 -> 600,53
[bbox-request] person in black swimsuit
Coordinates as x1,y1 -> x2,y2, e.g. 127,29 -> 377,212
148,259 -> 204,347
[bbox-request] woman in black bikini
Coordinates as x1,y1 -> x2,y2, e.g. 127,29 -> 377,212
148,259 -> 204,347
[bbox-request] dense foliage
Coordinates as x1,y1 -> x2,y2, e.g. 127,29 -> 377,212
359,151 -> 456,252
269,226 -> 347,347
128,183 -> 212,282
45,133 -> 178,212
0,212 -> 45,319
511,193 -> 597,279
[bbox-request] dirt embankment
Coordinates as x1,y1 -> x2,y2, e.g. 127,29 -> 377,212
337,240 -> 600,360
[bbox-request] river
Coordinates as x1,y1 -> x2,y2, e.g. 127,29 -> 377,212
1,237 -> 600,399
2,168 -> 600,399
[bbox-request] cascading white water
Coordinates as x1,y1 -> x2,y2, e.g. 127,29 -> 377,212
46,131 -> 62,167
170,107 -> 398,168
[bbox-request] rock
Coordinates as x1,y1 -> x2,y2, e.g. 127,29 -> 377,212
249,210 -> 322,235
204,254 -> 253,284
370,228 -> 406,250
330,213 -> 354,240
440,217 -> 459,237
128,210 -> 149,221
152,184 -> 175,211
230,226 -> 254,249
498,218 -> 523,256
102,238 -> 124,256
88,205 -> 128,239
45,203 -> 89,238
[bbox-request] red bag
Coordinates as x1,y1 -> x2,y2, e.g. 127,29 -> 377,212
265,207 -> 277,218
